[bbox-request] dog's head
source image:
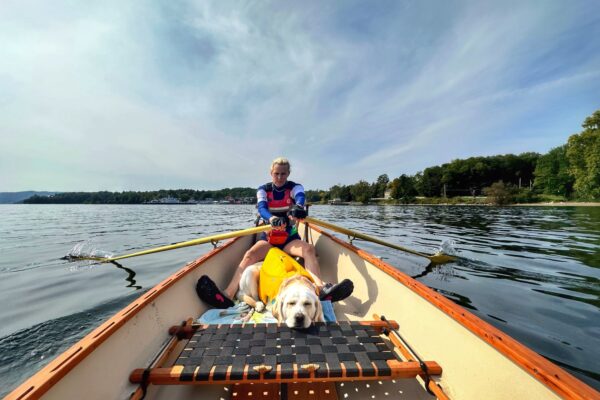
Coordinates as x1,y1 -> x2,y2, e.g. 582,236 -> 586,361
273,275 -> 324,329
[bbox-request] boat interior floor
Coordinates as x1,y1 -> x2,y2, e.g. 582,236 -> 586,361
146,379 -> 433,400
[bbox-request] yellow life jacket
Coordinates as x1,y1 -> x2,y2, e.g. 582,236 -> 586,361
259,247 -> 314,304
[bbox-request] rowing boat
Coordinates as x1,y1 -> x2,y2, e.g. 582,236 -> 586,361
6,222 -> 599,400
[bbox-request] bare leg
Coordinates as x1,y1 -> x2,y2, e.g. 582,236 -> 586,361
283,239 -> 324,287
224,240 -> 272,299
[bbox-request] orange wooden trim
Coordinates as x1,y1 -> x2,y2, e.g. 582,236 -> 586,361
307,224 -> 600,400
372,312 -> 424,364
157,318 -> 194,366
389,360 -> 443,377
372,319 -> 450,399
427,380 -> 451,400
174,320 -> 398,343
389,335 -> 450,400
130,361 -> 441,385
5,238 -> 242,400
129,387 -> 144,400
184,320 -> 397,332
357,320 -> 399,330
385,327 -> 416,362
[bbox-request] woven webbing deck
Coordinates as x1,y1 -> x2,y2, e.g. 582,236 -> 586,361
130,321 -> 441,385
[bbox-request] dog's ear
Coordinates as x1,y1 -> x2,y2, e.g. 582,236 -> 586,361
272,296 -> 279,319
272,294 -> 284,322
314,299 -> 325,323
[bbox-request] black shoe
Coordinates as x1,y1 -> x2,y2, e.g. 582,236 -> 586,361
319,279 -> 354,302
196,275 -> 234,309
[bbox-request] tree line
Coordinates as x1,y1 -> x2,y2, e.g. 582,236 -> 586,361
304,152 -> 544,204
24,188 -> 257,204
308,109 -> 600,204
534,110 -> 600,200
24,110 -> 599,205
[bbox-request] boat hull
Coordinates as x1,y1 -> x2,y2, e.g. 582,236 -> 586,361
6,225 -> 599,400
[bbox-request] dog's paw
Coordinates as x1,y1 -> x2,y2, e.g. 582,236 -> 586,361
255,302 -> 265,313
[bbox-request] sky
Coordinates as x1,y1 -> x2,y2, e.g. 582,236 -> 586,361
1,1 -> 599,192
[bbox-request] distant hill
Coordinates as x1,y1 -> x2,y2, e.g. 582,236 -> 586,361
0,192 -> 56,204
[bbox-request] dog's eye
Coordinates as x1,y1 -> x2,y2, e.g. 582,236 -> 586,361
303,302 -> 312,307
288,301 -> 296,306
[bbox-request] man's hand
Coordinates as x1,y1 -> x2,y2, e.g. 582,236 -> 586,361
289,205 -> 307,219
270,216 -> 286,228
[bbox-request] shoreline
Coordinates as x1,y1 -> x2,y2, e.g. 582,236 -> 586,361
511,201 -> 600,207
3,201 -> 599,207
368,201 -> 600,207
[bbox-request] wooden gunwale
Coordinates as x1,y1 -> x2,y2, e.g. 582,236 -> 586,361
306,223 -> 599,400
5,238 -> 242,400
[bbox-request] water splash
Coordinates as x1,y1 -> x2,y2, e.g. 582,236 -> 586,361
63,240 -> 114,261
438,239 -> 458,256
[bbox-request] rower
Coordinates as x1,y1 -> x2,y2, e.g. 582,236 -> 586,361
197,157 -> 353,309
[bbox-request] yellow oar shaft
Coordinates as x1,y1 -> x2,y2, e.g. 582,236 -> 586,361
305,217 -> 428,258
89,225 -> 272,263
305,217 -> 455,264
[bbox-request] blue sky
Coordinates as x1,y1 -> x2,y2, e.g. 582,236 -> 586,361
1,1 -> 599,191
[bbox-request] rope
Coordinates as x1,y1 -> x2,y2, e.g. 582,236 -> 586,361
347,235 -> 356,245
380,315 -> 435,396
139,368 -> 151,400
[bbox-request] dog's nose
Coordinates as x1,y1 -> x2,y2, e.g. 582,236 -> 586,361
294,313 -> 305,325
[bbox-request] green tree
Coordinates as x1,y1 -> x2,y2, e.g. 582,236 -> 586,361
350,180 -> 373,204
438,153 -> 539,197
566,110 -> 600,199
374,174 -> 390,198
304,190 -> 322,203
583,110 -> 600,130
390,175 -> 417,200
329,185 -> 352,202
418,166 -> 443,197
533,145 -> 573,197
512,152 -> 540,188
329,185 -> 341,200
318,190 -> 330,203
483,181 -> 518,205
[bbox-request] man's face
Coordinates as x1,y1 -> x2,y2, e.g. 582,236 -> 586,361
271,164 -> 290,187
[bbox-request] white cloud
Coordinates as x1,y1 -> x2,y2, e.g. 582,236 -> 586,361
1,1 -> 599,191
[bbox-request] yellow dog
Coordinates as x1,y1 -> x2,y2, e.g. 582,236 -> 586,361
237,248 -> 324,328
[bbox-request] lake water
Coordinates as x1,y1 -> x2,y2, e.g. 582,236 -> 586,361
0,204 -> 599,395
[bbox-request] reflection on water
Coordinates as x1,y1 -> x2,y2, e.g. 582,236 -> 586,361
0,204 -> 599,395
410,260 -> 457,281
111,261 -> 142,290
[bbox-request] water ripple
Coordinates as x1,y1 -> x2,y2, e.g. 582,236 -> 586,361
0,204 -> 598,392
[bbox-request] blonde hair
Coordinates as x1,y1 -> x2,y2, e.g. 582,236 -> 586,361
271,157 -> 291,172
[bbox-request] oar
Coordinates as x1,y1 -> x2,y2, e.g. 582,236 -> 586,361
304,217 -> 456,265
69,225 -> 272,263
